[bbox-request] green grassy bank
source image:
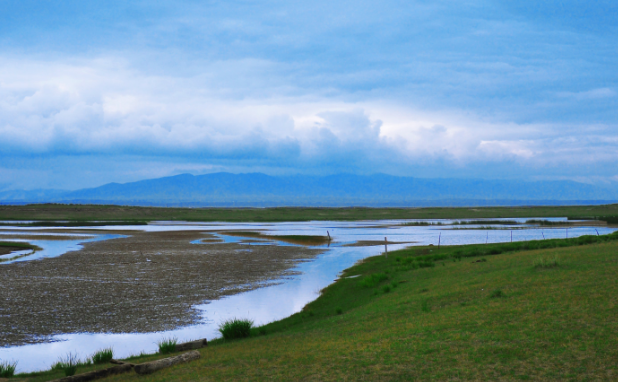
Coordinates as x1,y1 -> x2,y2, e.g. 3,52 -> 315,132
14,232 -> 618,381
1,203 -> 618,222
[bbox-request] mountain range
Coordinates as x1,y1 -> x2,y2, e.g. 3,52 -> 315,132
1,173 -> 617,207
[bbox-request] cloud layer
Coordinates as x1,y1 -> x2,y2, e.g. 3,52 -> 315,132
1,0 -> 617,189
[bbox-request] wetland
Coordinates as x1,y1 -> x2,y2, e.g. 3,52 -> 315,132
1,217 -> 616,373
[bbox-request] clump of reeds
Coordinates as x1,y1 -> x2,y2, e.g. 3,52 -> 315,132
0,360 -> 17,378
157,337 -> 178,354
91,347 -> 114,364
219,318 -> 254,340
52,353 -> 80,377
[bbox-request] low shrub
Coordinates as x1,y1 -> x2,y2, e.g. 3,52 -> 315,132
91,347 -> 114,364
0,360 -> 17,378
157,337 -> 178,354
490,289 -> 505,298
382,285 -> 391,293
219,318 -> 253,340
336,308 -> 343,315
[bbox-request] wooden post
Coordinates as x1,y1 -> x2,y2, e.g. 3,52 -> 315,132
438,232 -> 441,248
511,231 -> 513,243
542,230 -> 545,240
596,229 -> 599,236
327,231 -> 331,241
384,237 -> 388,258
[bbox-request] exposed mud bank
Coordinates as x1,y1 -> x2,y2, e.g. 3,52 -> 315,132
0,230 -> 323,346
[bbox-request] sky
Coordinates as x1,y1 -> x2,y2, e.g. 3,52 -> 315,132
1,0 -> 617,190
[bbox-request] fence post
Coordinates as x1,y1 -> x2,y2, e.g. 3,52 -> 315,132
384,237 -> 388,258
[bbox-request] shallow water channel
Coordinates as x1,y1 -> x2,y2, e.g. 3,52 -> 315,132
0,218 -> 615,373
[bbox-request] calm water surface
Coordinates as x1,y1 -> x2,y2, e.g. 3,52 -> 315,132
0,219 -> 615,372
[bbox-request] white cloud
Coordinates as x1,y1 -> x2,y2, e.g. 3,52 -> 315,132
1,55 -> 618,190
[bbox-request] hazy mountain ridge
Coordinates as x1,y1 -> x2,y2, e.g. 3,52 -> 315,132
1,173 -> 617,207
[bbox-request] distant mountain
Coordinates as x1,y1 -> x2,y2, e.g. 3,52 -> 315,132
1,173 -> 618,207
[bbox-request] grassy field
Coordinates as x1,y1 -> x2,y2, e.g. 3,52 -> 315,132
1,203 -> 618,222
13,232 -> 618,381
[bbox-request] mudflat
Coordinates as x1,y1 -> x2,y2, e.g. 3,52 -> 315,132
0,230 -> 324,346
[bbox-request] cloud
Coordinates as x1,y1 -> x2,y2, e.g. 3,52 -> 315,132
1,1 -> 618,189
1,54 -> 618,190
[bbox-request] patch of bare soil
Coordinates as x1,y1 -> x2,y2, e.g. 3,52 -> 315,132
0,230 -> 324,346
342,240 -> 416,247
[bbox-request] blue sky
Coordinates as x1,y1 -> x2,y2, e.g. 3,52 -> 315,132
1,0 -> 617,190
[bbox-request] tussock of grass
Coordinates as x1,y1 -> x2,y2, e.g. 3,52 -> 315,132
533,255 -> 560,269
91,348 -> 114,364
0,360 -> 17,378
157,337 -> 178,354
358,273 -> 388,288
52,353 -> 81,377
219,318 -> 253,340
490,289 -> 505,298
421,298 -> 431,312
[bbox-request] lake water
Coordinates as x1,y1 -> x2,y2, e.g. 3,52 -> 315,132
0,218 -> 615,372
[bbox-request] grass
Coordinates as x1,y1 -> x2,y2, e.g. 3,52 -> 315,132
83,230 -> 618,381
358,272 -> 388,288
218,318 -> 254,340
2,203 -> 618,222
533,255 -> 560,269
0,241 -> 39,250
0,361 -> 17,378
421,298 -> 431,312
91,348 -> 114,364
52,353 -> 81,377
157,337 -> 178,354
